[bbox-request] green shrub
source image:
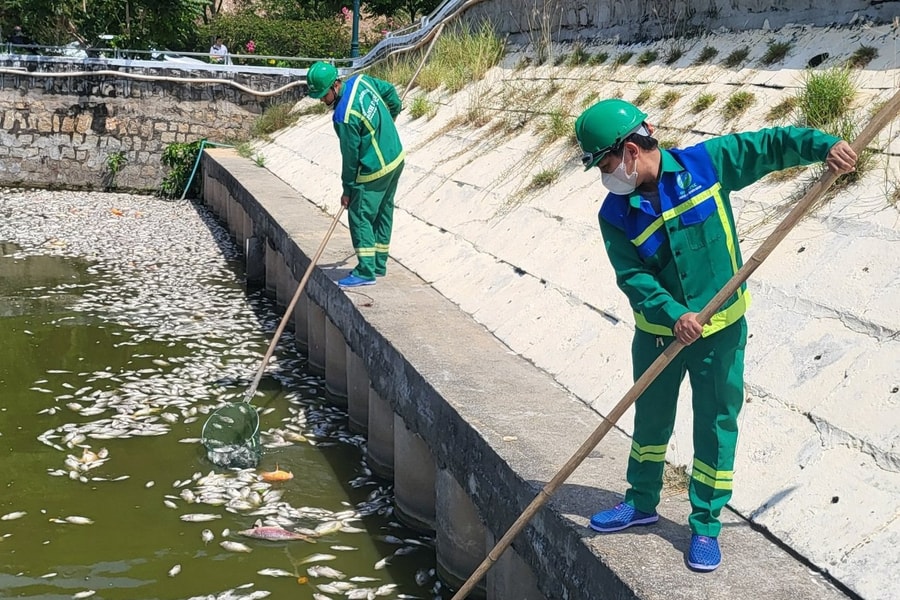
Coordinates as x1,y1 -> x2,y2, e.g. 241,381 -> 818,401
761,41 -> 791,65
409,95 -> 436,120
722,91 -> 755,121
691,93 -> 716,113
636,50 -> 658,66
613,52 -> 634,68
252,103 -> 298,138
542,109 -> 573,143
416,22 -> 505,93
589,51 -> 608,66
766,96 -> 798,123
198,15 -> 348,65
847,45 -> 877,69
529,169 -> 560,189
567,43 -> 591,66
634,87 -> 653,107
723,46 -> 750,68
657,91 -> 682,110
665,47 -> 683,65
159,140 -> 205,199
798,68 -> 856,128
694,45 -> 718,65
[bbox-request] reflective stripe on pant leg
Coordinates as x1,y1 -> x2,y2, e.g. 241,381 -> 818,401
624,331 -> 685,514
685,317 -> 747,537
348,185 -> 378,280
373,162 -> 402,276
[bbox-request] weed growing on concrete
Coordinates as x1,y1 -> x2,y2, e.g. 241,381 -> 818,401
103,151 -> 127,190
553,53 -> 567,66
542,109 -> 573,143
529,168 -> 560,190
722,46 -> 750,68
691,92 -> 716,114
567,42 -> 590,66
636,50 -> 658,66
634,87 -> 653,107
252,103 -> 298,138
588,51 -> 608,66
767,165 -> 807,183
253,154 -> 266,168
657,91 -> 681,110
612,51 -> 634,68
693,45 -> 718,65
798,67 -> 856,128
296,102 -> 328,117
722,91 -> 756,121
658,138 -> 681,149
235,142 -> 254,159
847,45 -> 878,69
409,95 -> 437,120
416,22 -> 505,93
761,40 -> 792,66
665,47 -> 683,65
581,90 -> 600,108
766,96 -> 798,123
369,54 -> 417,89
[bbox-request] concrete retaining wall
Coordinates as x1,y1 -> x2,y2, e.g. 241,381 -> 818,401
463,0 -> 900,43
200,147 -> 851,600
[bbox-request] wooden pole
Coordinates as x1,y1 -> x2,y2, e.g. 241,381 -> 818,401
242,206 -> 346,402
402,22 -> 445,101
449,88 -> 900,599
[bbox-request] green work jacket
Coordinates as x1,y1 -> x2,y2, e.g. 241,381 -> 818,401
599,127 -> 840,337
332,74 -> 405,198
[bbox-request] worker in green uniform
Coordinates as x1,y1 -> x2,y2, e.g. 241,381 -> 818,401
575,99 -> 857,571
306,61 -> 405,287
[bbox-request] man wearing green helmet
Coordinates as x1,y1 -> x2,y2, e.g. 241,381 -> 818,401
306,61 -> 405,287
575,98 -> 857,571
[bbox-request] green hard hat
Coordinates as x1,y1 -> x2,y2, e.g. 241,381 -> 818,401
575,99 -> 648,171
306,61 -> 338,99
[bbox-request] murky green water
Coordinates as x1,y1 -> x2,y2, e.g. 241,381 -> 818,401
0,208 -> 445,600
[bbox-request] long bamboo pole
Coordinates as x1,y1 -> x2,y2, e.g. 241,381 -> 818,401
450,88 -> 900,599
242,206 -> 346,403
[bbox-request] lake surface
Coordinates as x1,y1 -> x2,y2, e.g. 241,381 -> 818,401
0,191 -> 447,600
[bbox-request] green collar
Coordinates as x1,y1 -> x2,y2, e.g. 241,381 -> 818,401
627,149 -> 683,208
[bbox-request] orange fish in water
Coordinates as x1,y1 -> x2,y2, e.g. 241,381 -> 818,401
260,464 -> 293,482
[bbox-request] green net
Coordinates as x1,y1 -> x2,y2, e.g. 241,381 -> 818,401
201,402 -> 261,469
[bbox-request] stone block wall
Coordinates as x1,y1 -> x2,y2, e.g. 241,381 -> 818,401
0,57 -> 305,192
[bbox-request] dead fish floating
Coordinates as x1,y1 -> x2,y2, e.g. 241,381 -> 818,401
259,464 -> 293,483
238,526 -> 315,543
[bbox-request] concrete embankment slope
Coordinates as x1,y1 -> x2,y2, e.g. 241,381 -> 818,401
256,23 -> 899,599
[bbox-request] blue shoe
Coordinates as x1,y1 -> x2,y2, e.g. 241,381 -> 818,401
338,274 -> 375,288
687,534 -> 721,572
589,502 -> 659,533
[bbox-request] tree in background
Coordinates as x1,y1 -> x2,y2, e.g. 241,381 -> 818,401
364,0 -> 442,23
0,0 -> 212,49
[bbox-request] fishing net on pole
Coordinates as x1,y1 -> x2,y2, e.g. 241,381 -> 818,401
200,401 -> 261,469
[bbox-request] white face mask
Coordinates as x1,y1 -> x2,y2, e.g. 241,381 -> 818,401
601,151 -> 638,195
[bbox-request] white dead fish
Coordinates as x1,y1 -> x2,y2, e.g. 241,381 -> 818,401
167,564 -> 181,577
331,545 -> 358,551
1,511 -> 26,521
257,568 -> 295,577
180,513 -> 221,522
307,565 -> 346,579
220,540 -> 252,553
374,557 -> 390,570
300,553 -> 337,565
313,521 -> 343,536
349,576 -> 380,583
40,572 -> 58,578
201,529 -> 214,544
64,516 -> 94,525
72,591 -> 96,599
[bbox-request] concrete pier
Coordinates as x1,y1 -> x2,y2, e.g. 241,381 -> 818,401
306,300 -> 326,375
366,387 -> 394,479
325,318 -> 348,402
393,417 -> 436,533
436,468 -> 487,599
347,348 -> 369,433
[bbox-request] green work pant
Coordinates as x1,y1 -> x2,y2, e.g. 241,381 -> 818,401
348,162 -> 404,280
623,317 -> 747,537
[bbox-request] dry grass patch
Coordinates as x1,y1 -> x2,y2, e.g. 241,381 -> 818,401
723,46 -> 750,68
766,96 -> 798,123
691,92 -> 716,114
722,91 -> 755,121
657,91 -> 682,110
